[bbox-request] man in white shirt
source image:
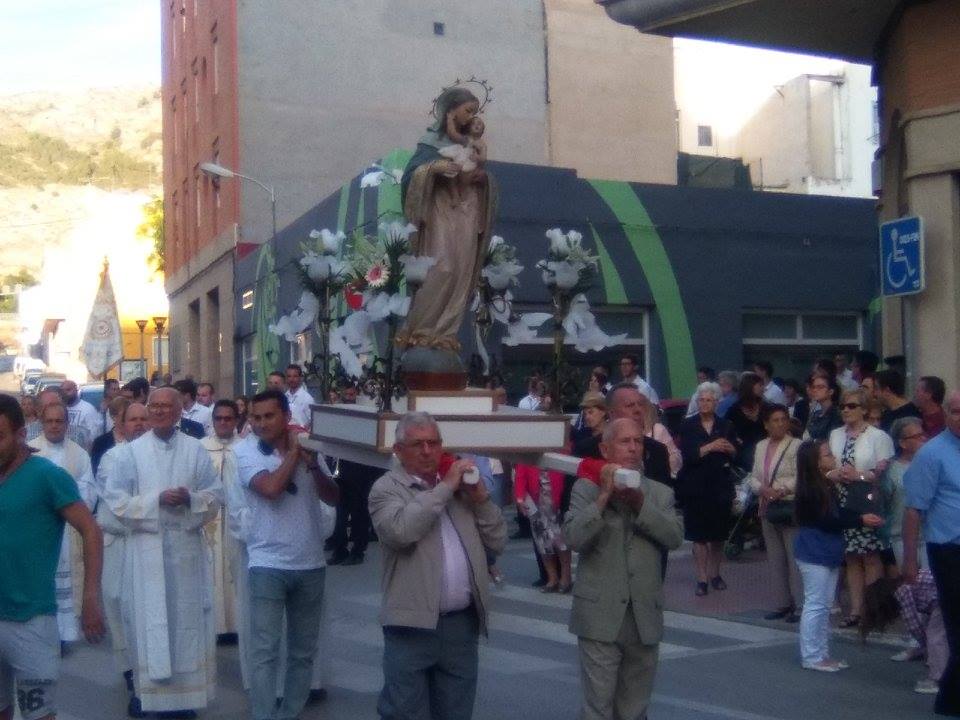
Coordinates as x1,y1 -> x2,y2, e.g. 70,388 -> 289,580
104,386 -> 222,717
284,364 -> 315,429
833,353 -> 858,391
753,361 -> 787,405
234,389 -> 338,720
517,377 -> 543,411
29,401 -> 96,644
60,380 -> 101,451
197,382 -> 216,408
175,379 -> 213,436
619,353 -> 660,405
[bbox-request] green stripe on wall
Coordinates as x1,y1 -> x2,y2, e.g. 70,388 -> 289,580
336,184 -> 350,233
590,222 -> 627,305
587,180 -> 697,397
377,148 -> 413,219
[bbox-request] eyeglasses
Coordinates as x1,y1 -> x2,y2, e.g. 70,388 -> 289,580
841,403 -> 861,410
901,433 -> 926,441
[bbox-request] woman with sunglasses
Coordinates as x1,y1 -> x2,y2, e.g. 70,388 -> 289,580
828,388 -> 895,627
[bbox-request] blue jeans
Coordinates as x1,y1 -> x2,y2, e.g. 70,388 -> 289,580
248,567 -> 326,720
797,561 -> 839,666
378,608 -> 479,720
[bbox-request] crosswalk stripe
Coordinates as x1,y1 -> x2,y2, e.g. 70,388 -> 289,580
662,611 -> 795,643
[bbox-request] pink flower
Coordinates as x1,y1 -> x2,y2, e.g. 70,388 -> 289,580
365,263 -> 390,288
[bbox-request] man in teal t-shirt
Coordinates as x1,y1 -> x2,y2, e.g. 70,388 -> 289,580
0,394 -> 104,720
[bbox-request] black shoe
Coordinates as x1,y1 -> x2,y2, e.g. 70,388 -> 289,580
764,606 -> 793,621
123,669 -> 135,694
531,578 -> 547,588
216,632 -> 238,646
695,582 -> 709,596
308,688 -> 328,705
328,551 -> 349,565
127,696 -> 146,718
341,553 -> 364,566
154,711 -> 196,719
710,576 -> 727,591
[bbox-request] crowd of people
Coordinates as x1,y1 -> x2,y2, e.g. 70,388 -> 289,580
0,347 -> 957,719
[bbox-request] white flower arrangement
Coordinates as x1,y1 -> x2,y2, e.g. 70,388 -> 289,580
537,227 -> 599,293
360,164 -> 404,188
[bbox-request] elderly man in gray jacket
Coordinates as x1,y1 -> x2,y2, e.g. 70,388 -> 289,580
369,411 -> 508,720
564,417 -> 684,720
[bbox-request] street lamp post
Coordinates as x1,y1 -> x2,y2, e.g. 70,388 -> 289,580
199,162 -> 276,243
152,316 -> 167,381
135,319 -> 148,377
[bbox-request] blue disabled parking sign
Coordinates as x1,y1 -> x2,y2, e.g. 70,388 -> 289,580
880,216 -> 924,297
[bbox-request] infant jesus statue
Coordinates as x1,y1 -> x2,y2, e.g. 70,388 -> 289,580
438,114 -> 487,203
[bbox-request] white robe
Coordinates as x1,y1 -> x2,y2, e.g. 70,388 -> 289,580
28,435 -> 95,643
105,430 -> 223,712
200,435 -> 241,636
95,443 -> 133,673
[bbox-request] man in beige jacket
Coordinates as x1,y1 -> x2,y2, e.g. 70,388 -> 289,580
369,411 -> 507,720
564,418 -> 684,720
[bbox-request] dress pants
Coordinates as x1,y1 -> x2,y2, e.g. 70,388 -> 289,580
927,543 -> 960,716
760,519 -> 801,610
248,567 -> 326,720
378,608 -> 479,720
330,463 -> 376,557
577,608 -> 659,720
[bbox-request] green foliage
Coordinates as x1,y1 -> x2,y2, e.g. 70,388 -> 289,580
137,196 -> 164,273
0,269 -> 38,312
0,131 -> 155,189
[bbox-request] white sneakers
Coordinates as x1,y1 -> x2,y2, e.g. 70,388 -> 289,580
890,646 -> 924,662
914,679 -> 939,694
802,659 -> 849,672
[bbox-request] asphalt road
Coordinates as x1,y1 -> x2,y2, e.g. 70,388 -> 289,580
38,537 -> 938,720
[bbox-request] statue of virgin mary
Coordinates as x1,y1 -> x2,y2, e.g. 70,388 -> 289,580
395,86 -> 497,376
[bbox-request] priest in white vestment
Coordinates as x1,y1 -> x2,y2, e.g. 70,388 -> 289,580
201,400 -> 242,639
94,401 -> 150,715
104,387 -> 223,715
29,401 -> 96,643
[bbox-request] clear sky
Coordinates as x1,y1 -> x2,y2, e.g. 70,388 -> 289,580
0,0 -> 159,94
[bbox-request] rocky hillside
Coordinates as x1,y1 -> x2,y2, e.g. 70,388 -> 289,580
0,86 -> 161,277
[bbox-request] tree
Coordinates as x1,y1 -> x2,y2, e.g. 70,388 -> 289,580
137,196 -> 164,273
0,268 -> 38,312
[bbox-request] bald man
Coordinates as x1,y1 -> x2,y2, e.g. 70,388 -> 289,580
103,387 -> 223,717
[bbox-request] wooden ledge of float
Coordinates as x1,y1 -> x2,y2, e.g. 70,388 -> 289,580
309,401 -> 569,467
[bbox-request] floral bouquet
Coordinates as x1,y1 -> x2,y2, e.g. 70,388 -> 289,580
536,228 -> 599,294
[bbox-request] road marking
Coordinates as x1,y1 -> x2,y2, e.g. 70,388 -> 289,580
663,611 -> 795,643
652,693 -> 789,720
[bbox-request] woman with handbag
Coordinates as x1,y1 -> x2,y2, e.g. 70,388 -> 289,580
828,388 -> 895,627
747,404 -> 802,622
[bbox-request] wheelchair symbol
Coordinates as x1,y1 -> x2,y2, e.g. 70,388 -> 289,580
886,228 -> 917,290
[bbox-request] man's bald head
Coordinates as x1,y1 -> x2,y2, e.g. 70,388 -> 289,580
40,402 -> 68,444
600,417 -> 645,470
605,384 -> 646,431
37,388 -> 61,410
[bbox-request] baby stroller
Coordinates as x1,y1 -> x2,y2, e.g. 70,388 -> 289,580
724,469 -> 765,559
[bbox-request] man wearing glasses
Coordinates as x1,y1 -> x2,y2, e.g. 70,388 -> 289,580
369,412 -> 507,720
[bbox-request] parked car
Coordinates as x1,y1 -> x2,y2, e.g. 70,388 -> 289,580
33,374 -> 67,395
21,369 -> 44,394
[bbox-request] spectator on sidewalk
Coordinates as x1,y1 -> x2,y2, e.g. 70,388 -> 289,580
861,572 -> 947,695
877,370 -> 921,433
726,372 -> 769,471
747,405 -> 801,623
618,353 -> 659,405
881,417 -> 927,565
753,361 -> 787,406
914,375 -> 946,438
794,439 -> 884,672
677,382 -> 739,597
804,373 -> 842,441
902,391 -> 960,716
